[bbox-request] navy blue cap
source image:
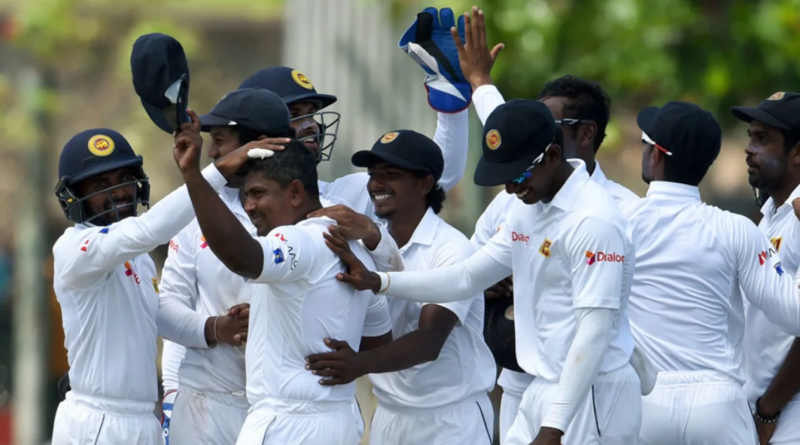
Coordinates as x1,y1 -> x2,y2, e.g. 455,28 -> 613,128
58,128 -> 143,186
474,99 -> 558,186
131,33 -> 190,133
637,101 -> 721,168
199,88 -> 292,137
352,130 -> 444,182
239,67 -> 337,109
731,92 -> 800,133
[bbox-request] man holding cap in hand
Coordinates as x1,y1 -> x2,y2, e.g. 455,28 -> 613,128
623,101 -> 800,445
323,99 -> 641,445
732,92 -> 800,445
304,130 -> 496,445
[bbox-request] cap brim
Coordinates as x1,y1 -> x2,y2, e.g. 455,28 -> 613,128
141,99 -> 174,134
730,106 -> 791,131
636,106 -> 659,135
351,150 -> 427,173
473,153 -> 537,187
199,113 -> 235,132
284,93 -> 337,110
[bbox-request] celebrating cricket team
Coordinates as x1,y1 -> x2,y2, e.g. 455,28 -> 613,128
47,4 -> 800,445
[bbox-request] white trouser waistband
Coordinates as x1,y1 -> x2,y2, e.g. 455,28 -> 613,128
655,370 -> 739,387
251,396 -> 353,416
66,391 -> 155,416
376,392 -> 488,415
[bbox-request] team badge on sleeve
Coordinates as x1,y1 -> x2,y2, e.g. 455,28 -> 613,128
87,134 -> 116,157
273,248 -> 285,265
771,237 -> 783,252
774,262 -> 785,276
152,278 -> 160,293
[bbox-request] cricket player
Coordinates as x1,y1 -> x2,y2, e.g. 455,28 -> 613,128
732,92 -> 800,444
304,130 -> 497,445
50,113 -> 260,444
156,88 -> 299,445
158,64 -> 471,441
325,99 -> 642,445
454,9 -> 640,442
624,100 -> 800,445
175,129 -> 400,444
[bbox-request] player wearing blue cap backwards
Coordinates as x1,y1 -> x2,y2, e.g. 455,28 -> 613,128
157,7 -> 475,444
49,107 -> 260,444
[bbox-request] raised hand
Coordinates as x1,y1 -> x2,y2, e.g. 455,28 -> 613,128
451,6 -> 504,90
173,109 -> 204,175
323,229 -> 382,292
213,136 -> 292,183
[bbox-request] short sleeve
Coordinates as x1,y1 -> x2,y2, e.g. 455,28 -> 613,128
566,218 -> 629,310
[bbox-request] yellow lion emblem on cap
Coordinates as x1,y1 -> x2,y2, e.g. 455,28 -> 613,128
380,132 -> 399,144
87,135 -> 115,157
291,70 -> 314,90
768,92 -> 786,101
486,129 -> 502,150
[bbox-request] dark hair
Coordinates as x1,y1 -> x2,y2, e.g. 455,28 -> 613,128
243,139 -> 319,196
538,75 -> 611,153
410,170 -> 446,214
662,146 -> 719,186
236,126 -> 296,146
782,129 -> 800,154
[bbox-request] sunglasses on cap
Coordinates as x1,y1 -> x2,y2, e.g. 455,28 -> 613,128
163,74 -> 190,132
510,140 -> 554,184
641,131 -> 673,156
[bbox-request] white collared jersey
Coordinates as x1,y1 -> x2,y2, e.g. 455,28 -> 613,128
745,185 -> 800,406
482,160 -> 636,382
369,208 -> 496,410
471,162 -> 639,394
53,164 -> 227,403
622,181 -> 800,384
158,193 -> 346,394
244,217 -> 392,405
157,187 -> 254,394
317,110 -> 469,219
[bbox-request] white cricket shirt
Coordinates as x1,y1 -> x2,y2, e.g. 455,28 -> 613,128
318,110 -> 468,218
157,186 -> 254,394
623,181 -> 800,384
745,184 -> 800,407
370,208 -> 496,410
244,217 -> 393,406
53,164 -> 227,403
471,162 -> 638,395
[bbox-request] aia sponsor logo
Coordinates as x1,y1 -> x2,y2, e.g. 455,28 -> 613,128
758,247 -> 776,266
585,250 -> 624,266
511,231 -> 530,244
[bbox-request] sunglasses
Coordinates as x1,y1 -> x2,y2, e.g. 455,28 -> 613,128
641,131 -> 673,156
163,74 -> 190,132
554,118 -> 593,126
510,141 -> 554,184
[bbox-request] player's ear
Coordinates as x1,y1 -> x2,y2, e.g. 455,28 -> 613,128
417,174 -> 434,196
288,179 -> 305,207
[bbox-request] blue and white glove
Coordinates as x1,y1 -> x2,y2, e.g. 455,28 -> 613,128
399,7 -> 471,113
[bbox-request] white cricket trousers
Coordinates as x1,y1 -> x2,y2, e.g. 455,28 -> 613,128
368,393 -> 494,445
766,402 -> 800,444
235,396 -> 360,445
639,370 -> 757,445
52,392 -> 162,445
500,391 -> 523,444
505,363 -> 641,445
168,386 -> 249,445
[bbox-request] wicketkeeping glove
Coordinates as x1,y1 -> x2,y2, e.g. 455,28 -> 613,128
399,7 -> 471,113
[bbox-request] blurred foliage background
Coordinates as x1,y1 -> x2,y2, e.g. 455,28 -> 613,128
1,0 -> 799,443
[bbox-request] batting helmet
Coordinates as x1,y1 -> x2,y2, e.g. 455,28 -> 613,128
54,128 -> 150,225
239,66 -> 340,162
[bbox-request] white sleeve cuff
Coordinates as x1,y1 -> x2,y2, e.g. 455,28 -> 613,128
202,163 -> 228,191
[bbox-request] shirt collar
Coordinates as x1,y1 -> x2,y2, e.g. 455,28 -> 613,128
590,161 -> 608,188
761,182 -> 800,217
546,159 -> 591,211
645,181 -> 701,201
401,207 -> 440,250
